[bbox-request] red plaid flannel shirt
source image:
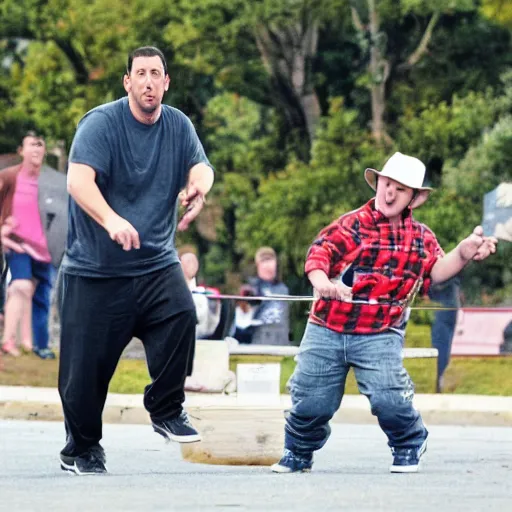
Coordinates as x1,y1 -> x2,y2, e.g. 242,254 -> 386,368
305,199 -> 444,334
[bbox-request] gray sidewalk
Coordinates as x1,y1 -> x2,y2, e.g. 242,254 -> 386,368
0,385 -> 511,427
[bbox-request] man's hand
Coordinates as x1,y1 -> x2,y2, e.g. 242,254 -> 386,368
458,226 -> 498,262
177,185 -> 206,231
104,213 -> 140,251
309,269 -> 353,301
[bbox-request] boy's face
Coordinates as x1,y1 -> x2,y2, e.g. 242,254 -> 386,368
375,176 -> 415,222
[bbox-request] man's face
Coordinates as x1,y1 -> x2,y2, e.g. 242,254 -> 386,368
124,56 -> 170,114
20,136 -> 45,168
257,257 -> 277,281
375,176 -> 415,222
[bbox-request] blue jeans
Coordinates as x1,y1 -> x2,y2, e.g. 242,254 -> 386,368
32,265 -> 56,350
285,323 -> 428,456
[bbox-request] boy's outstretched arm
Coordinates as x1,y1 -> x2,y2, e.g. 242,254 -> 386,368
430,226 -> 498,284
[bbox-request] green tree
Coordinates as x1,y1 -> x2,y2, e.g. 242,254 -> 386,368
236,97 -> 385,276
349,0 -> 477,143
480,0 -> 512,29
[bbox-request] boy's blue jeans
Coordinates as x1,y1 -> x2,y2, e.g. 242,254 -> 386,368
285,323 -> 428,457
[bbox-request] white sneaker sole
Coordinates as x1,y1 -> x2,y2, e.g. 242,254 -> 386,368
389,463 -> 420,473
270,463 -> 311,474
153,424 -> 202,444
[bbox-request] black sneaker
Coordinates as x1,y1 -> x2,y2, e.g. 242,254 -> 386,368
389,440 -> 427,473
60,445 -> 107,475
152,411 -> 201,443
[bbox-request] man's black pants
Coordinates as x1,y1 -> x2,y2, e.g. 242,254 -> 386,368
58,264 -> 196,456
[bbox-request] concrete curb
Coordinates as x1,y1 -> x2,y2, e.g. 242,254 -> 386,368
0,386 -> 511,427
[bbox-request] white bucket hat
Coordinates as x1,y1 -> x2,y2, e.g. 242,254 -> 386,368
364,152 -> 433,209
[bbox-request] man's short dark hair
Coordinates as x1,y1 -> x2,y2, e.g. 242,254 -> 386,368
127,46 -> 168,76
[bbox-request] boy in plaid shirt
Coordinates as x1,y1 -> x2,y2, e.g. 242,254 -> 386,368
272,152 -> 497,474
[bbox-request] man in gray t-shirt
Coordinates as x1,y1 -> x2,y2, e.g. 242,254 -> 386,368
58,46 -> 214,476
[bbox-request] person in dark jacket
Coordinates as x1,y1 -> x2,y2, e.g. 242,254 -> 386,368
244,247 -> 290,345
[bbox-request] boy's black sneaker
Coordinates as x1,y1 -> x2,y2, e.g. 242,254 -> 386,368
152,411 -> 201,443
60,444 -> 107,475
271,449 -> 313,473
389,440 -> 427,473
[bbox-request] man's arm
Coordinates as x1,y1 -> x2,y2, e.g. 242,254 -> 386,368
187,162 -> 215,197
177,163 -> 214,231
430,226 -> 497,283
67,163 -> 140,251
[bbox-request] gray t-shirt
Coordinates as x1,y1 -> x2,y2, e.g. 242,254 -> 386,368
61,98 -> 211,277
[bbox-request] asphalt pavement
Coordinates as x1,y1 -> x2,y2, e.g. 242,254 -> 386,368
0,420 -> 510,512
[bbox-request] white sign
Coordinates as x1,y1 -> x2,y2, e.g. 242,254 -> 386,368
236,363 -> 281,405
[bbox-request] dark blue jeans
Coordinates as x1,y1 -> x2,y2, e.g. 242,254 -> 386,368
285,323 -> 428,457
429,279 -> 460,387
32,265 -> 56,350
0,258 -> 6,315
431,309 -> 457,384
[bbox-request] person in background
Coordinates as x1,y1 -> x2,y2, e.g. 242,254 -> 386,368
0,132 -> 66,360
0,254 -> 4,371
180,249 -> 234,393
232,284 -> 262,344
245,247 -> 290,345
0,253 -> 6,323
180,250 -> 221,340
428,275 -> 461,393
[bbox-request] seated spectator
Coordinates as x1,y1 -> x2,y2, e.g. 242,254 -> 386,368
179,250 -> 235,393
180,250 -> 221,339
243,247 -> 290,345
232,284 -> 263,344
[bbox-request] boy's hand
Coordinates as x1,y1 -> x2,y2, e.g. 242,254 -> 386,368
309,269 -> 353,301
458,226 -> 498,262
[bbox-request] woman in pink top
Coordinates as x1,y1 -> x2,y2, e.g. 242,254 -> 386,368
0,133 -> 53,358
